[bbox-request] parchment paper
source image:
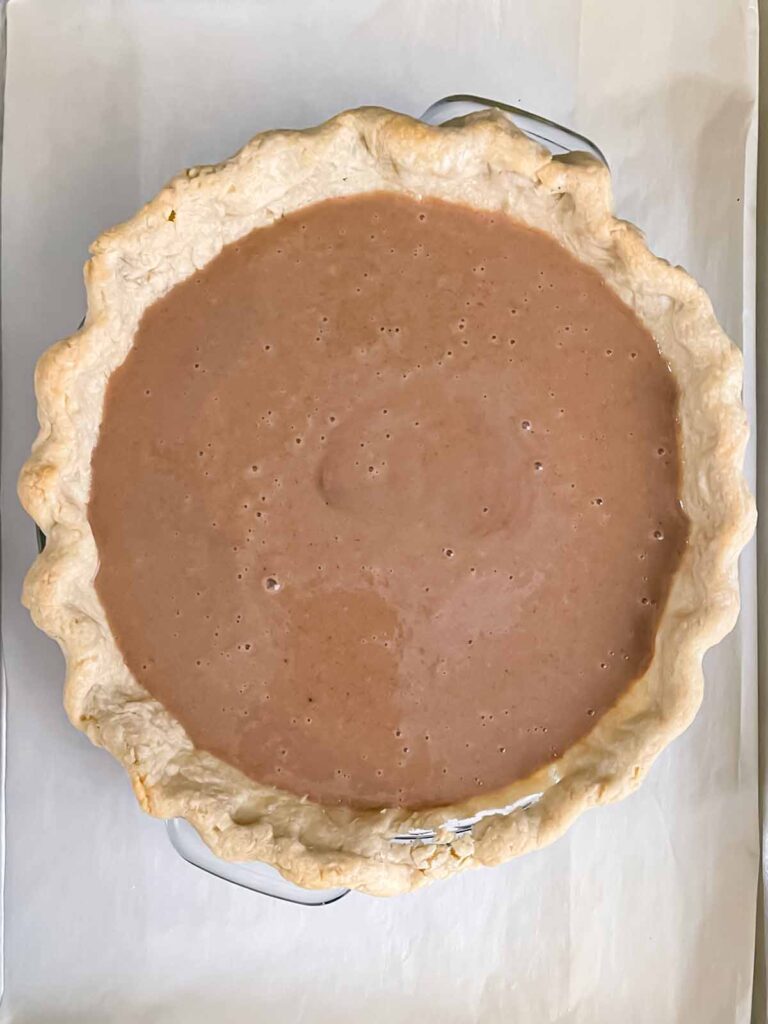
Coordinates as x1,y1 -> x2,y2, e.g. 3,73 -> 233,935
0,1 -> 758,1021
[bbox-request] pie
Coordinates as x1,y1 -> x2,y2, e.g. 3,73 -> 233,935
19,108 -> 755,896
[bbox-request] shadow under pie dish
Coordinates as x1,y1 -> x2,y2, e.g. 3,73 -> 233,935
19,107 -> 755,897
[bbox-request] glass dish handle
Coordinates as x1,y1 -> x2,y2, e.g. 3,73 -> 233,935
421,93 -> 608,165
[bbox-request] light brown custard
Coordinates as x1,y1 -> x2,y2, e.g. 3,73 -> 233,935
90,193 -> 688,809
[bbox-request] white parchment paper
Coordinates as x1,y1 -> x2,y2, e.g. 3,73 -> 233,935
0,1 -> 758,1021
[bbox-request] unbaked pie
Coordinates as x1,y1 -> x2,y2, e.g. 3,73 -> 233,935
19,108 -> 754,895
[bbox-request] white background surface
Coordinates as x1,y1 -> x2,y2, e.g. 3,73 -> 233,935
754,8 -> 768,1022
0,1 -> 759,1021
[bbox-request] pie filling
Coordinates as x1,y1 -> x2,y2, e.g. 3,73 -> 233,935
89,193 -> 688,810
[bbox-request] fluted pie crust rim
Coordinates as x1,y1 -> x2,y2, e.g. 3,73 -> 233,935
18,108 -> 755,896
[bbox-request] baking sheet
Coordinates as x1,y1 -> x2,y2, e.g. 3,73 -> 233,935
0,1 -> 758,1021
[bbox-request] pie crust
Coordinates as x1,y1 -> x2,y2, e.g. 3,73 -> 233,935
18,107 -> 755,896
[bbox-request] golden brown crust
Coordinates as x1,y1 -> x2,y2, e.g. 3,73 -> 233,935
18,107 -> 755,896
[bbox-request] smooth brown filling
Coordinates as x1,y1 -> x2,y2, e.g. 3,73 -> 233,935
90,193 -> 688,809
